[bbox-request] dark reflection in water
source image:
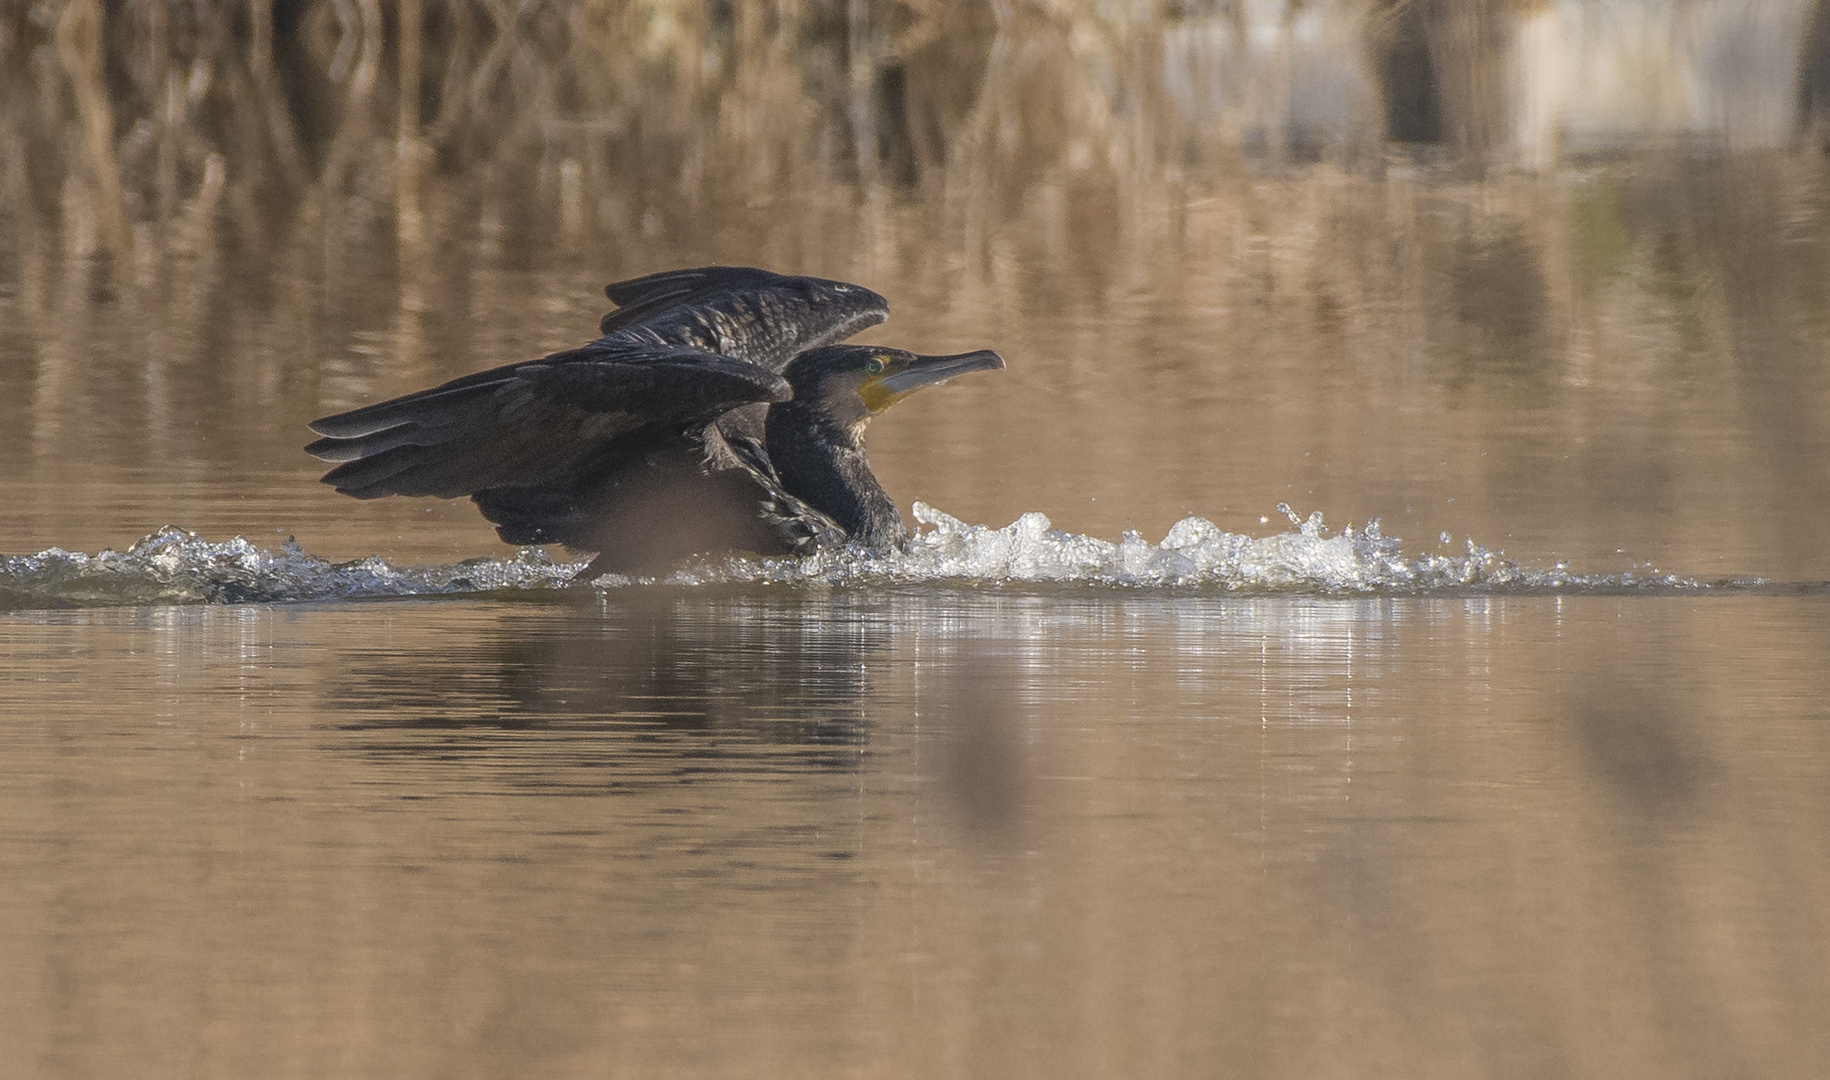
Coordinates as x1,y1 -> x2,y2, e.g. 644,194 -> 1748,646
927,649 -> 1030,837
327,593 -> 884,772
319,593 -> 1040,830
1569,682 -> 1713,817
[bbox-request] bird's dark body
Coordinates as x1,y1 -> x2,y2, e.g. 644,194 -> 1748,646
469,424 -> 839,567
306,266 -> 1002,575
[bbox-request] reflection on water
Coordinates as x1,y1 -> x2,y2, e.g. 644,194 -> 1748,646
3,593 -> 1829,1077
330,593 -> 880,773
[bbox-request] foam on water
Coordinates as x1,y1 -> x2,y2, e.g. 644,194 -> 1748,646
650,503 -> 1700,592
0,527 -> 580,609
0,503 -> 1718,611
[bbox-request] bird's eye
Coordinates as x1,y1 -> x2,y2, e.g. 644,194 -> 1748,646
866,357 -> 885,375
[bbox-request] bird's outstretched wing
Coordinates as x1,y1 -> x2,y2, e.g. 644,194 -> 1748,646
596,266 -> 889,372
306,345 -> 790,500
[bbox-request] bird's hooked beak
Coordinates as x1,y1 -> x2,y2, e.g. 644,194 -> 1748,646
861,349 -> 1006,413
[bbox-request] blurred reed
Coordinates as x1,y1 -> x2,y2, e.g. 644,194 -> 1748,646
7,0 -> 1826,283
9,0 -> 1820,270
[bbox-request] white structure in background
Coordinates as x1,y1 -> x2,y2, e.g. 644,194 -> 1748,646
1514,0 -> 1815,163
1162,0 -> 1818,166
1161,0 -> 1379,156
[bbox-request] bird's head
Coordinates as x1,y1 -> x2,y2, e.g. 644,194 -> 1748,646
781,345 -> 1006,430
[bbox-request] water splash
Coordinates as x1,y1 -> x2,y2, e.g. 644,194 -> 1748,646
653,503 -> 1703,593
0,526 -> 580,610
1,506 -> 1715,611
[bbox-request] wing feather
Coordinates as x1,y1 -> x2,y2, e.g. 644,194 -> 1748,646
307,345 -> 789,499
594,266 -> 889,372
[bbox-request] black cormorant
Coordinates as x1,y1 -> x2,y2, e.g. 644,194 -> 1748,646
305,266 -> 1004,574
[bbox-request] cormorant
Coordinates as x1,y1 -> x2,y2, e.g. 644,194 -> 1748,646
305,266 -> 1004,574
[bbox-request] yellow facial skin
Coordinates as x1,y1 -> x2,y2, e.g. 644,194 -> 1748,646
858,353 -> 906,415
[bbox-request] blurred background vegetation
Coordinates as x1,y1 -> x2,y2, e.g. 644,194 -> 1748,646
10,0 -> 1826,274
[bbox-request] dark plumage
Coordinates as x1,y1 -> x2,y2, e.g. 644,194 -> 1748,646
306,266 -> 1004,574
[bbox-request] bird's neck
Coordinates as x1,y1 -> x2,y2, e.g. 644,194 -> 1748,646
765,402 -> 905,550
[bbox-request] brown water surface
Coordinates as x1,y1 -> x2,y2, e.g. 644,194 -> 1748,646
3,593 -> 1829,1078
